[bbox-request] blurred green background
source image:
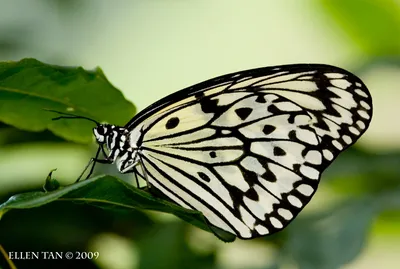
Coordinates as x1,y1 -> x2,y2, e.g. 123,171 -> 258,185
0,0 -> 399,269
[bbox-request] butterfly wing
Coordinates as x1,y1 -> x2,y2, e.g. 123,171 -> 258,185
127,64 -> 372,239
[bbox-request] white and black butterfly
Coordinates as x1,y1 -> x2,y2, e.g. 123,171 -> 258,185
59,64 -> 373,239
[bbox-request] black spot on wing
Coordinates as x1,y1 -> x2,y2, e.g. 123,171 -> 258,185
235,107 -> 253,120
263,125 -> 276,135
267,104 -> 280,114
288,114 -> 296,124
314,72 -> 332,89
313,118 -> 330,131
198,172 -> 211,182
200,98 -> 220,113
273,147 -> 286,156
292,164 -> 301,174
245,188 -> 259,201
262,167 -> 277,182
227,186 -> 244,208
166,117 -> 180,129
255,95 -> 266,103
209,151 -> 217,158
288,130 -> 296,140
240,169 -> 258,187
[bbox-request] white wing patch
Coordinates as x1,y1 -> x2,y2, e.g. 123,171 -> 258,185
120,64 -> 372,239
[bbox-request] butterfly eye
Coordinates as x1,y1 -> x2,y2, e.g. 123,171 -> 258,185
96,127 -> 105,135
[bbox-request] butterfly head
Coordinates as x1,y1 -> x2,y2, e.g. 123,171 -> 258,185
93,124 -> 137,173
93,124 -> 112,144
93,124 -> 129,152
48,110 -> 138,174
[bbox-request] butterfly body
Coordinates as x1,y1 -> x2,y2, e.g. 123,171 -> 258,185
91,64 -> 372,239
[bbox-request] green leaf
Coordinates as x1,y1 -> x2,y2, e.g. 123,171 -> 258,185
0,175 -> 236,242
377,187 -> 400,211
137,221 -> 216,269
319,0 -> 400,56
285,198 -> 378,269
0,58 -> 135,143
324,150 -> 400,194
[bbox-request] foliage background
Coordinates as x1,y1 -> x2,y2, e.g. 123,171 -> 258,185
0,0 -> 399,268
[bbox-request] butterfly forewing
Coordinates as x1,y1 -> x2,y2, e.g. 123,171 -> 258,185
124,64 -> 372,239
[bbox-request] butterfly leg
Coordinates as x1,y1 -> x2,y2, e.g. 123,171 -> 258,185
83,158 -> 112,180
138,155 -> 151,189
131,162 -> 143,188
133,169 -> 140,188
123,162 -> 147,189
75,146 -> 112,182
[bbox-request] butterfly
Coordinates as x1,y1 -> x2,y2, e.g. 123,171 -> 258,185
55,64 -> 373,239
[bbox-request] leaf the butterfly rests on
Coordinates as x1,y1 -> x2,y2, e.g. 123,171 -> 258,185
90,64 -> 373,239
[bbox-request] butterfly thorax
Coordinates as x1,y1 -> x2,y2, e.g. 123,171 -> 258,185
93,124 -> 139,173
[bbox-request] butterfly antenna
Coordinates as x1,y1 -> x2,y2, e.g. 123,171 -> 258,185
44,109 -> 100,126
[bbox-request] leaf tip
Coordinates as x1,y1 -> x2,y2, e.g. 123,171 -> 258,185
0,209 -> 8,221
